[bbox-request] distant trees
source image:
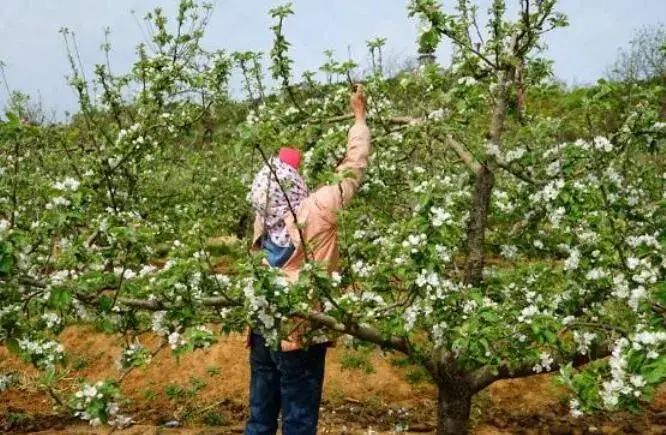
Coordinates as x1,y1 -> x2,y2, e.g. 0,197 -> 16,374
608,23 -> 666,82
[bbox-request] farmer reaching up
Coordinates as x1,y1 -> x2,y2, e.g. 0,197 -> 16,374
245,85 -> 370,435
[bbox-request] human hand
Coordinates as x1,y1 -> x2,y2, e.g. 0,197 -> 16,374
280,339 -> 302,352
350,84 -> 366,121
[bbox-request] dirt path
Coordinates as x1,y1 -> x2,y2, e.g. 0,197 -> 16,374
1,326 -> 665,434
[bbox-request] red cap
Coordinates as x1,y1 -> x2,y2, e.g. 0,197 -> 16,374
279,147 -> 302,170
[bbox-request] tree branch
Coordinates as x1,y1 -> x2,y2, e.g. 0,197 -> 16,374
303,312 -> 409,354
467,347 -> 610,393
93,292 -> 409,355
114,295 -> 237,310
317,112 -> 484,175
495,161 -> 536,185
435,135 -> 483,174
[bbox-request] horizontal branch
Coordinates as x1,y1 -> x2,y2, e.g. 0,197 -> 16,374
467,346 -> 610,393
114,296 -> 237,310
304,312 -> 409,354
14,277 -> 406,354
495,161 -> 537,185
116,297 -> 410,354
13,277 -> 240,309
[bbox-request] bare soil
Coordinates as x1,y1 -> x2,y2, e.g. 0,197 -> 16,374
1,326 -> 665,434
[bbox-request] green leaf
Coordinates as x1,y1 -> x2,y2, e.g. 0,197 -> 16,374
479,337 -> 490,353
6,338 -> 20,355
480,310 -> 500,323
543,330 -> 557,345
642,356 -> 666,384
5,111 -> 19,124
0,242 -> 13,275
531,324 -> 541,335
99,296 -> 114,313
49,287 -> 72,309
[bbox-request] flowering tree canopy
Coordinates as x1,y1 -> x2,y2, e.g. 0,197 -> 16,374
0,1 -> 664,433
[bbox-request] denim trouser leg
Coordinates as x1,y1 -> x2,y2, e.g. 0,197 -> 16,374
245,333 -> 327,435
277,342 -> 327,435
246,334 -> 281,435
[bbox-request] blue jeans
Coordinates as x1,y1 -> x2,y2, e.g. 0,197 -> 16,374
245,333 -> 327,435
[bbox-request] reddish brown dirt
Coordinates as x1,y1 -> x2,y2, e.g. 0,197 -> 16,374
1,326 -> 665,434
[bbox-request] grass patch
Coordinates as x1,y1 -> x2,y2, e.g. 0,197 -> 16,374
326,382 -> 346,407
206,365 -> 221,377
143,388 -> 158,401
405,367 -> 429,385
70,355 -> 89,371
187,376 -> 206,396
7,412 -> 34,426
340,348 -> 375,374
164,383 -> 186,401
203,410 -> 226,426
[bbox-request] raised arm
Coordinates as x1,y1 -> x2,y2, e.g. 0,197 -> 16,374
312,86 -> 371,212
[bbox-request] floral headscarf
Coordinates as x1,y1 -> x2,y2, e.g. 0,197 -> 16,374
249,157 -> 309,247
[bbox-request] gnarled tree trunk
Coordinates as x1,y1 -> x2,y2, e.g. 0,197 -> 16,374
426,349 -> 474,435
436,383 -> 472,435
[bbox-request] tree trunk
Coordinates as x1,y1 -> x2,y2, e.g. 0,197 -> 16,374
436,384 -> 472,435
516,57 -> 527,118
464,71 -> 509,286
463,166 -> 494,286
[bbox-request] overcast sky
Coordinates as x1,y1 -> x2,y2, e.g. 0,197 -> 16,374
0,1 -> 664,117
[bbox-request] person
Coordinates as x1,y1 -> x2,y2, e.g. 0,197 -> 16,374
245,86 -> 371,435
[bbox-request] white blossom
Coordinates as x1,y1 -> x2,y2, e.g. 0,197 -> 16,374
569,399 -> 583,418
573,331 -> 597,354
500,244 -> 518,260
151,311 -> 169,336
626,257 -> 640,270
41,312 -> 61,328
168,331 -> 186,350
533,351 -> 554,373
593,136 -> 613,152
585,268 -> 607,281
428,108 -> 445,120
457,76 -> 478,86
0,374 -> 12,391
518,305 -> 540,324
351,260 -> 372,278
138,265 -> 158,277
628,286 -> 646,311
331,272 -> 342,287
53,177 -> 81,191
564,248 -> 581,271
46,196 -> 71,209
430,207 -> 452,228
113,267 -> 137,280
505,147 -> 526,162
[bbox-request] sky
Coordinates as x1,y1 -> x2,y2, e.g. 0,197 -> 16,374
0,0 -> 664,118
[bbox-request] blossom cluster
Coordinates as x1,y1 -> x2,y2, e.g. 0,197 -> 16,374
71,381 -> 132,428
117,342 -> 152,370
17,337 -> 65,370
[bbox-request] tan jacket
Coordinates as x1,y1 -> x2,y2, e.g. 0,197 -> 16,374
252,119 -> 372,280
250,120 -> 371,347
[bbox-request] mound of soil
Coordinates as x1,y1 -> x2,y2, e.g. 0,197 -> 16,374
1,326 -> 665,434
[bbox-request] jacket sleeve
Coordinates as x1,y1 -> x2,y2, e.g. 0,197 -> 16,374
310,120 -> 372,213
